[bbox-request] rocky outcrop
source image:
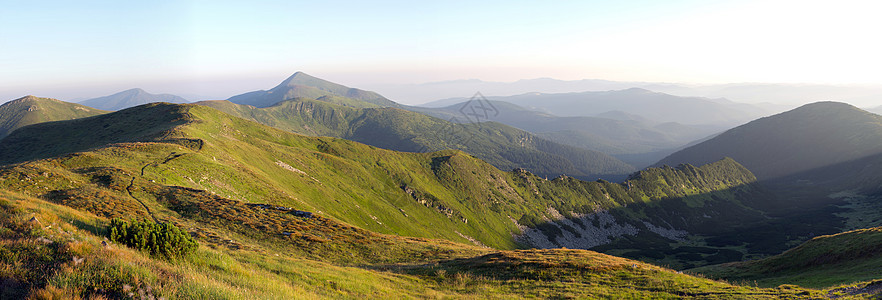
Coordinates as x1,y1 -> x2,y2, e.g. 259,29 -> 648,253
516,210 -> 638,249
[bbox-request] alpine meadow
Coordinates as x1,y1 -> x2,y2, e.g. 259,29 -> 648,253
4,1 -> 882,299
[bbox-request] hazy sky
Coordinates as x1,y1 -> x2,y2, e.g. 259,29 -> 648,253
3,0 -> 881,103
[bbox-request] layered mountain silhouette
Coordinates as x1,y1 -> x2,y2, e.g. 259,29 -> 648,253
5,76 -> 882,297
78,88 -> 189,111
0,100 -> 832,297
407,100 -> 721,168
208,72 -> 638,179
0,95 -> 107,139
199,98 -> 636,179
424,88 -> 779,126
228,72 -> 398,108
656,101 -> 882,180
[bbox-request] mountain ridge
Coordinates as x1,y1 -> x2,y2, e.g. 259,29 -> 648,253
198,98 -> 637,180
655,101 -> 882,180
0,95 -> 108,139
420,88 -> 779,126
0,101 -> 876,298
228,71 -> 398,108
79,88 -> 189,111
406,99 -> 723,168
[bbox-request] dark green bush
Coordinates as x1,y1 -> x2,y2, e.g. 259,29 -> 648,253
107,218 -> 197,259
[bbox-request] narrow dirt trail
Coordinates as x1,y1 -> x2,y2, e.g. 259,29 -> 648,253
127,139 -> 204,223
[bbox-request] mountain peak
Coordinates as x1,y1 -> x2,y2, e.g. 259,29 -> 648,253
279,71 -> 312,85
8,95 -> 64,106
274,71 -> 330,90
13,95 -> 41,102
229,72 -> 398,108
79,88 -> 188,111
792,101 -> 859,112
121,88 -> 148,94
620,87 -> 654,94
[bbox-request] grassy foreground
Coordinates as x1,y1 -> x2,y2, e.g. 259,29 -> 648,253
0,189 -> 845,299
692,226 -> 882,289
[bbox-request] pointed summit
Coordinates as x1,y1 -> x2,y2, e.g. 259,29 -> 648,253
228,72 -> 398,108
79,88 -> 188,111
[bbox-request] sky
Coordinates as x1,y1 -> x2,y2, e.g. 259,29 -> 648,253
2,0 -> 882,104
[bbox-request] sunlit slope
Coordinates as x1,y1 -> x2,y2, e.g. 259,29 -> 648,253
0,95 -> 108,139
0,189 -> 833,299
692,226 -> 882,289
198,98 -> 636,179
1,103 -> 755,251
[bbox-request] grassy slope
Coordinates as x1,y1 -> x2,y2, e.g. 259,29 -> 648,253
0,103 -> 879,298
197,98 -> 636,179
1,103 -> 758,252
0,96 -> 108,139
0,189 -> 837,299
692,227 -> 882,289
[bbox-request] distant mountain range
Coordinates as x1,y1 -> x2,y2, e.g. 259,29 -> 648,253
203,72 -> 640,179
407,100 -> 722,168
374,77 -> 882,108
7,72 -> 882,297
0,95 -> 107,139
423,88 -> 782,127
0,101 -> 770,268
228,72 -> 398,108
656,101 -> 882,181
78,88 -> 189,111
198,98 -> 636,180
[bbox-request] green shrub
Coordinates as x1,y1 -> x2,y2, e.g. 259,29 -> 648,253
107,218 -> 197,259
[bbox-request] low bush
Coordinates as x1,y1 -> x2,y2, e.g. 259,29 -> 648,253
107,218 -> 197,259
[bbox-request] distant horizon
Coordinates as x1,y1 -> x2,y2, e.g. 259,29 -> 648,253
4,71 -> 882,109
4,1 -> 882,106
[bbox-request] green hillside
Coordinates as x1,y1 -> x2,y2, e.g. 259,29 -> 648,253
227,72 -> 398,108
197,98 -> 636,179
692,227 -> 882,289
0,96 -> 108,139
656,101 -> 882,180
0,189 -> 833,299
0,103 -> 730,251
1,102 -> 881,298
0,103 -> 845,298
0,102 -> 804,271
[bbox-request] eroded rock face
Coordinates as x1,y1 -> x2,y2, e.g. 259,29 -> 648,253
516,210 -> 639,249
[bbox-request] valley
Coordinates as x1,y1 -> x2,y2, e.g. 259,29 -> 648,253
2,74 -> 882,299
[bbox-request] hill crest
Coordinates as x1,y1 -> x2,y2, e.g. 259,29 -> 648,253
79,88 -> 188,111
228,72 -> 398,108
655,101 -> 882,180
0,95 -> 107,139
